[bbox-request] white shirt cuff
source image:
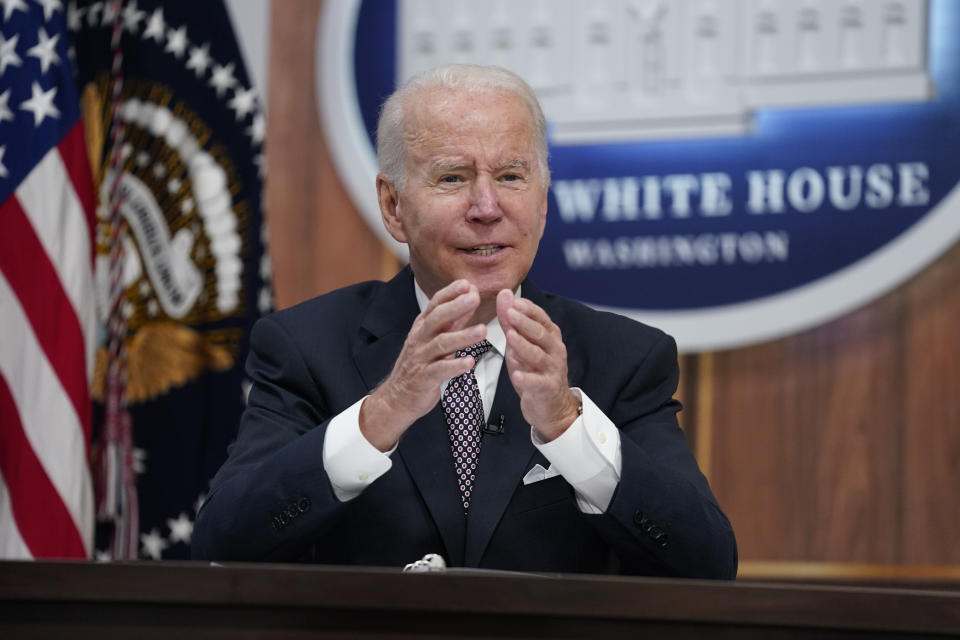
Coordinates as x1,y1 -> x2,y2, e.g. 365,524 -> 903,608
322,396 -> 394,502
531,388 -> 622,514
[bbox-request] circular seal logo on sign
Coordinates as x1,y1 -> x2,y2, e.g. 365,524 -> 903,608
317,0 -> 960,352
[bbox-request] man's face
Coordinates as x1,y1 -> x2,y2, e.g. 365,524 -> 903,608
379,88 -> 548,302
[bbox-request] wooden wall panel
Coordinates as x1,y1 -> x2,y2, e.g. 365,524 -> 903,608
705,239 -> 960,569
708,295 -> 904,563
266,0 -> 398,310
902,242 -> 960,564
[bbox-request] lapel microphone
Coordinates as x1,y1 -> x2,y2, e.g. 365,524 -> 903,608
483,414 -> 505,436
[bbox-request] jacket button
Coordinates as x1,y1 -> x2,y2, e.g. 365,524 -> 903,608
297,497 -> 311,513
633,510 -> 644,527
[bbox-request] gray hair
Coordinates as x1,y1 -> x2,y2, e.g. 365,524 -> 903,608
376,64 -> 550,190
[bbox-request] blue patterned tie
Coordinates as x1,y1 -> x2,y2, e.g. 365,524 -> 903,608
442,340 -> 493,514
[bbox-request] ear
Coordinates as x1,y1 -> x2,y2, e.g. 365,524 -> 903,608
377,174 -> 408,243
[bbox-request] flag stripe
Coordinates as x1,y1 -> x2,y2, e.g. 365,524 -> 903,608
0,372 -> 87,558
0,473 -> 34,559
14,142 -> 98,386
58,122 -> 98,269
0,195 -> 93,445
0,271 -> 93,556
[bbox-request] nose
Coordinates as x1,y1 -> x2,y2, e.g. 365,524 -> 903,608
466,175 -> 501,223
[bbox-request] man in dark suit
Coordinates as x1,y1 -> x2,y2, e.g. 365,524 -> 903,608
192,64 -> 737,578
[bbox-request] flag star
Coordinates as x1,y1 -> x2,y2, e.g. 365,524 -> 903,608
0,89 -> 12,122
209,61 -> 236,97
247,112 -> 265,144
259,253 -> 272,281
85,1 -> 101,27
180,196 -> 194,213
167,512 -> 193,545
66,1 -> 84,31
100,0 -> 117,27
135,150 -> 149,166
257,286 -> 273,314
27,27 -> 60,74
0,0 -> 28,22
0,146 -> 8,178
94,549 -> 112,562
122,0 -> 144,34
120,142 -> 133,159
20,82 -> 60,126
36,0 -> 63,23
152,162 -> 165,178
228,86 -> 257,121
165,25 -> 187,58
142,7 -> 164,42
0,32 -> 22,75
185,42 -> 210,77
167,177 -> 181,193
140,528 -> 168,560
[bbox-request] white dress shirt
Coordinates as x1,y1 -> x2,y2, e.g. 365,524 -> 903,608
322,281 -> 623,514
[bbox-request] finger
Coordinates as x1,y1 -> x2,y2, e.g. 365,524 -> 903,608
512,297 -> 554,328
504,345 -> 528,377
496,289 -> 515,333
506,306 -> 552,349
508,368 -> 555,397
424,279 -> 471,315
423,324 -> 487,361
506,327 -> 550,372
419,287 -> 480,337
428,355 -> 477,383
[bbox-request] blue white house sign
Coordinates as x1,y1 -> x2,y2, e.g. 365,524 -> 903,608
317,0 -> 960,352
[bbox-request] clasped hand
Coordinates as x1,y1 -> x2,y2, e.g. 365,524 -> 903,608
359,280 -> 580,452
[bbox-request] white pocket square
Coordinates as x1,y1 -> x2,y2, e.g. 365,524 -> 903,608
522,464 -> 560,485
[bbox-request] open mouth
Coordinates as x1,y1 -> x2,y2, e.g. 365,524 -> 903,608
462,244 -> 504,257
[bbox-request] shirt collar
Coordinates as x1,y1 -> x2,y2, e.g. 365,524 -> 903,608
413,279 -> 518,358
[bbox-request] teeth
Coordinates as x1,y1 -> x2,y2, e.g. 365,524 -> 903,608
466,245 -> 500,256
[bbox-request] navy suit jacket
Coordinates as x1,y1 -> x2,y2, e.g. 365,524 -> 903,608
192,268 -> 737,578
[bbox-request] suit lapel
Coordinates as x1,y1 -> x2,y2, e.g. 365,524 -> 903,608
352,267 -> 466,564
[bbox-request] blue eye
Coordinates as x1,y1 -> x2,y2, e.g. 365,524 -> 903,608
440,175 -> 462,183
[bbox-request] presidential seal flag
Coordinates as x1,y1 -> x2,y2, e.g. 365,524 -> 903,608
70,0 -> 272,560
0,0 -> 97,559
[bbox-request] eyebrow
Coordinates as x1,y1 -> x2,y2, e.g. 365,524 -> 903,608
430,161 -> 469,174
428,158 -> 531,174
498,159 -> 530,171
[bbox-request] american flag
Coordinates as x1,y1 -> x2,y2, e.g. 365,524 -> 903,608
0,0 -> 96,558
